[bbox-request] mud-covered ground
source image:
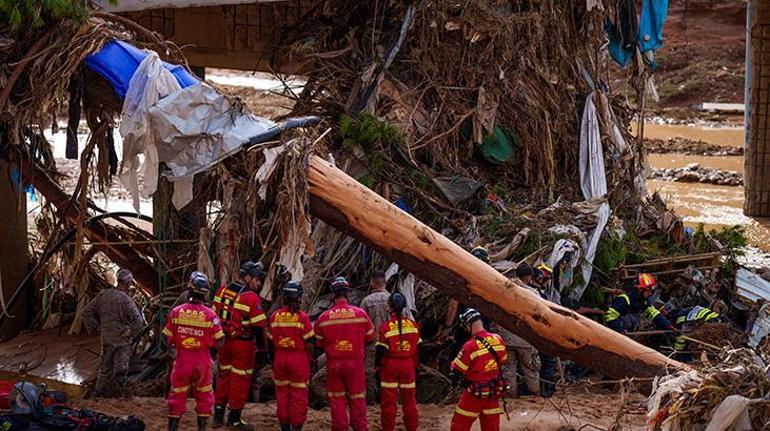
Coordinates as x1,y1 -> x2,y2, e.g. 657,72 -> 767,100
76,389 -> 646,431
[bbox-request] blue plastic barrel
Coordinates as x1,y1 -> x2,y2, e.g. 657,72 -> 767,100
85,40 -> 199,99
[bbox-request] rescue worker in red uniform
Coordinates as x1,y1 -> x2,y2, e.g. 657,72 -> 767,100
212,261 -> 268,430
450,308 -> 509,431
164,272 -> 225,431
375,292 -> 420,431
267,281 -> 315,431
314,277 -> 376,431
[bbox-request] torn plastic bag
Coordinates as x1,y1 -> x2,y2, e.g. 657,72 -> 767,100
432,176 -> 484,205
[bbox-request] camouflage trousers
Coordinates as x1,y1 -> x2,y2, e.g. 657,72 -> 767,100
95,343 -> 131,397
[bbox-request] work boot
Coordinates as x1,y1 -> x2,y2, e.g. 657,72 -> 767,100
168,417 -> 180,431
212,405 -> 226,429
226,409 -> 254,431
197,415 -> 209,431
280,424 -> 292,431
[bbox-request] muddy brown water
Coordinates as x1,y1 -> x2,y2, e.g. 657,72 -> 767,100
636,123 -> 744,147
648,154 -> 743,173
644,124 -> 770,259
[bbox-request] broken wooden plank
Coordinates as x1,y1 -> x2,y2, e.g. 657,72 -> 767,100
306,156 -> 683,379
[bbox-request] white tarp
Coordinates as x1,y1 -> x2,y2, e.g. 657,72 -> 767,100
119,53 -> 182,211
397,273 -> 417,320
149,83 -> 276,209
571,93 -> 611,302
704,395 -> 752,431
118,50 -> 277,211
547,238 -> 581,297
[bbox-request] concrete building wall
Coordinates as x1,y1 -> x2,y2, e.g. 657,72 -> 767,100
126,1 -> 316,70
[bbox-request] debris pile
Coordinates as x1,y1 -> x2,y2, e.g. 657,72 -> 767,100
647,349 -> 770,431
0,0 -> 764,413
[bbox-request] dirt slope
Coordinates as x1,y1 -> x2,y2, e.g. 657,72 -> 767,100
612,0 -> 746,113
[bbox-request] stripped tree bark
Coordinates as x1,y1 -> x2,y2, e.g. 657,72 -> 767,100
307,156 -> 683,379
15,153 -> 159,294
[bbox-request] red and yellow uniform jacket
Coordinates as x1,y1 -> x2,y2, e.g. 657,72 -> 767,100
377,316 -> 421,359
163,302 -> 224,353
314,299 -> 376,360
451,330 -> 508,382
213,281 -> 266,339
266,306 -> 315,351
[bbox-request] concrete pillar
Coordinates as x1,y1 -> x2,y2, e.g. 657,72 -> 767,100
0,161 -> 30,340
745,0 -> 770,216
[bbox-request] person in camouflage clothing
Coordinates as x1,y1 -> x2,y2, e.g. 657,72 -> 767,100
360,270 -> 390,404
83,268 -> 145,397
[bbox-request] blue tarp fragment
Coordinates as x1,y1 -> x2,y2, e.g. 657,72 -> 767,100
606,0 -> 669,69
85,40 -> 199,99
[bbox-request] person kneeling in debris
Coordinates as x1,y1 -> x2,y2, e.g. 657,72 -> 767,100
267,281 -> 315,431
314,276 -> 376,431
376,292 -> 420,431
450,308 -> 508,431
212,261 -> 268,430
605,273 -> 674,334
164,272 -> 224,431
669,305 -> 720,362
83,268 -> 145,397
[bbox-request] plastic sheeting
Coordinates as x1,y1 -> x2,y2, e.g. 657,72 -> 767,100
736,268 -> 770,303
149,83 -> 276,208
570,93 -> 610,302
119,53 -> 182,212
397,273 -> 417,320
432,176 -> 484,205
547,239 -> 581,299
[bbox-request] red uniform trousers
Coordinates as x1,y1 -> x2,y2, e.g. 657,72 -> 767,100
215,338 -> 255,409
450,390 -> 502,431
273,350 -> 310,426
380,357 -> 418,431
168,351 -> 215,417
327,358 -> 368,431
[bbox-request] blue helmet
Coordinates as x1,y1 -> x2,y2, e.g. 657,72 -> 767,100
189,272 -> 211,297
240,261 -> 267,281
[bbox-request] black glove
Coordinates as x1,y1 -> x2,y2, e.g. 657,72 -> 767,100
449,369 -> 465,387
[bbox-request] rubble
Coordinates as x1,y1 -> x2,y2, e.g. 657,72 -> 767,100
647,349 -> 770,431
650,163 -> 744,186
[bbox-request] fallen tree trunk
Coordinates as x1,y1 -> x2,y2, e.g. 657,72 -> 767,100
16,154 -> 159,293
307,156 -> 683,379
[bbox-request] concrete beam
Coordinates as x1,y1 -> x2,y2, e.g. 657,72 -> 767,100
94,0 -> 284,13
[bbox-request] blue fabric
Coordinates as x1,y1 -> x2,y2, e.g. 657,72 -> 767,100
638,0 -> 669,53
395,196 -> 413,214
606,0 -> 669,68
85,40 -> 199,99
606,20 -> 634,68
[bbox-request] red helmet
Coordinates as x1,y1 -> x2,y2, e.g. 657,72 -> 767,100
636,273 -> 656,290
